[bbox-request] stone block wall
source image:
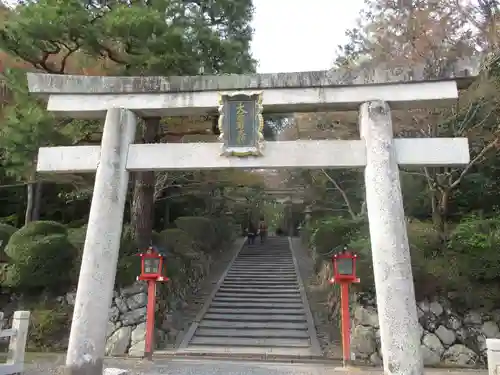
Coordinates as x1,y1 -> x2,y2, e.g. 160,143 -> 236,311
351,294 -> 500,367
63,282 -> 180,356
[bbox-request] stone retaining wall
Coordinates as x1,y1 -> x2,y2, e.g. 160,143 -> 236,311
352,294 -> 500,367
63,282 -> 179,356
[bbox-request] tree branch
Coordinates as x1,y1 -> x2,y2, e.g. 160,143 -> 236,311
320,169 -> 357,219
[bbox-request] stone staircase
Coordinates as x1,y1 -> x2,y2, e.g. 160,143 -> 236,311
178,237 -> 321,357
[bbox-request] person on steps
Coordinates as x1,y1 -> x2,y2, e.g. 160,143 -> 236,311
258,217 -> 267,244
247,222 -> 256,245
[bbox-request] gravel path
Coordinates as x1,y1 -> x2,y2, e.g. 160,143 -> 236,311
23,356 -> 488,375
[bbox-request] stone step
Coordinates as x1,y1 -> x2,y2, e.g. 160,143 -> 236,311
210,301 -> 304,309
218,286 -> 299,292
212,297 -> 303,304
203,313 -> 307,322
207,307 -> 305,315
190,336 -> 310,348
179,346 -> 315,357
217,290 -> 300,296
226,271 -> 297,276
221,283 -> 298,289
215,292 -> 302,299
236,259 -> 293,262
224,275 -> 297,280
229,266 -> 296,271
195,328 -> 309,339
199,320 -> 308,330
223,278 -> 297,283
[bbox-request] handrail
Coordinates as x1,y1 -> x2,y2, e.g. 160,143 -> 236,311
0,311 -> 30,375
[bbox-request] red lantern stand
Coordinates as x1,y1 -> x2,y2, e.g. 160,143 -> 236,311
137,247 -> 169,360
329,250 -> 360,367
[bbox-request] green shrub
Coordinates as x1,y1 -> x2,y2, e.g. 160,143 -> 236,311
14,220 -> 67,237
311,216 -> 367,255
308,216 -> 367,272
447,214 -> 500,282
3,221 -> 75,291
28,303 -> 71,351
160,228 -> 200,258
0,223 -> 16,261
211,216 -> 236,247
175,216 -> 216,251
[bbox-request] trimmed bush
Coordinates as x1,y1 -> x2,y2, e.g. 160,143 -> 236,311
160,228 -> 200,259
14,220 -> 67,237
0,223 -> 16,261
175,216 -> 216,251
3,221 -> 75,291
211,216 -> 236,247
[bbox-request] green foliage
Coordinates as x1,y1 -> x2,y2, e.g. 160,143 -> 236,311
447,214 -> 500,282
175,216 -> 216,251
0,223 -> 16,258
27,303 -> 71,351
160,228 -> 199,258
0,0 -> 256,76
211,216 -> 236,247
0,69 -> 70,181
310,216 -> 367,256
3,221 -> 75,291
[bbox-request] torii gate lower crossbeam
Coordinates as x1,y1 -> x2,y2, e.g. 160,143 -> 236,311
27,67 -> 474,375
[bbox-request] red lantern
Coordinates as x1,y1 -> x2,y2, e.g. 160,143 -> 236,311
328,249 -> 360,367
137,247 -> 168,282
329,250 -> 359,284
136,246 -> 169,360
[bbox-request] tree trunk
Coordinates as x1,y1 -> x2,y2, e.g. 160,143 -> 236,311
32,182 -> 43,221
431,188 -> 450,242
25,182 -> 34,225
131,118 -> 160,250
164,201 -> 170,228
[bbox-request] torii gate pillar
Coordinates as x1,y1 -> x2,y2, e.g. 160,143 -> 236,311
360,101 -> 423,375
65,108 -> 137,375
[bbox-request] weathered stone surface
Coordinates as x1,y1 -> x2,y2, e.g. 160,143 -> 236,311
108,306 -> 120,323
481,321 -> 500,338
114,297 -> 129,313
105,326 -> 132,356
131,322 -> 146,344
421,344 -> 441,366
369,352 -> 383,365
65,292 -> 76,306
121,283 -> 147,297
353,305 -> 379,328
429,301 -> 444,317
103,368 -> 130,375
464,311 -> 482,326
445,314 -> 462,331
435,325 -> 456,347
351,325 -> 376,358
443,344 -> 478,366
26,58 -> 479,95
121,307 -> 147,326
422,333 -> 445,357
126,293 -> 147,310
128,339 -> 145,357
106,322 -> 117,339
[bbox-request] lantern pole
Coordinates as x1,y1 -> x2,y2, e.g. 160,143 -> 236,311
144,278 -> 156,360
340,281 -> 351,366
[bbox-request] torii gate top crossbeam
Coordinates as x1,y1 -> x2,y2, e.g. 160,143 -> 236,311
26,59 -> 479,119
27,59 -> 478,94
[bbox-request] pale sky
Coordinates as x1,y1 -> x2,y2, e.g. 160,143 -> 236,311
251,0 -> 364,73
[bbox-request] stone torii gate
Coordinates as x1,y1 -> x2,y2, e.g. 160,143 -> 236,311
27,64 -> 475,375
